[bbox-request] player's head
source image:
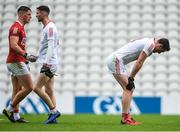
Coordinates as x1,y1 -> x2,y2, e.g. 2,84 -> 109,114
154,38 -> 170,54
17,6 -> 32,24
36,5 -> 50,22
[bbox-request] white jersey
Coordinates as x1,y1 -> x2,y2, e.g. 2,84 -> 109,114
113,38 -> 155,64
38,21 -> 59,65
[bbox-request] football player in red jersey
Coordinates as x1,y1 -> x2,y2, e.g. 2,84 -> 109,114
3,6 -> 37,123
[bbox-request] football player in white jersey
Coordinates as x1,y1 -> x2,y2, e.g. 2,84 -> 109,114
107,38 -> 170,125
33,5 -> 60,124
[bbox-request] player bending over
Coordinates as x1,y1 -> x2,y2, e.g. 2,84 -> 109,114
106,37 -> 170,125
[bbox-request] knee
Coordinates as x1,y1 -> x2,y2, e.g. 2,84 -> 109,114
45,89 -> 53,96
33,87 -> 39,93
27,88 -> 33,93
126,77 -> 135,91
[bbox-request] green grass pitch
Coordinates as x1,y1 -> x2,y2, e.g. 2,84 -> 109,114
0,114 -> 180,131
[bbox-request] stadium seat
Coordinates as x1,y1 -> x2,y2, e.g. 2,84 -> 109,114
76,56 -> 89,64
129,5 -> 141,13
105,5 -> 115,12
168,22 -> 179,30
117,13 -> 128,21
168,65 -> 180,74
79,5 -> 90,12
169,82 -> 179,91
101,82 -> 114,90
0,81 -> 7,93
64,30 -> 77,38
88,82 -> 101,91
62,65 -> 75,73
155,73 -> 167,82
141,73 -> 154,83
63,55 -> 76,64
104,13 -> 115,22
76,64 -> 88,73
168,56 -> 180,65
155,5 -> 166,13
62,82 -> 74,91
76,73 -> 88,82
129,30 -> 141,38
75,82 -> 88,93
4,4 -> 16,12
2,12 -> 15,21
155,65 -> 168,73
142,5 -> 153,13
168,74 -> 180,83
90,38 -> 102,48
89,73 -> 101,82
117,4 -> 128,13
141,82 -> 154,91
155,14 -> 166,21
78,30 -> 89,38
66,13 -> 78,22
91,30 -> 102,38
64,38 -> 77,47
142,91 -> 154,96
129,13 -> 141,21
91,21 -> 103,30
155,82 -> 168,91
155,91 -> 168,97
78,38 -> 89,47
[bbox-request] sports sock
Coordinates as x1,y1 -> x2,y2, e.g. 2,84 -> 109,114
122,113 -> 130,120
13,113 -> 20,120
6,104 -> 14,112
50,108 -> 57,114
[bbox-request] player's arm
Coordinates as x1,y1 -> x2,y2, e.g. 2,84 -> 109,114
44,27 -> 56,64
10,36 -> 37,62
45,39 -> 55,64
10,36 -> 25,56
40,39 -> 55,78
129,51 -> 147,79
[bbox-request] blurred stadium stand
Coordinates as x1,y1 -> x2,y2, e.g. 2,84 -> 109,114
0,0 -> 180,96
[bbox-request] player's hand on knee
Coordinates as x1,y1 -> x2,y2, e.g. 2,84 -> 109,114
126,77 -> 135,91
23,53 -> 38,62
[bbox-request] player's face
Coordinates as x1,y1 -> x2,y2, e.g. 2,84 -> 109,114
155,45 -> 166,54
23,10 -> 32,24
36,10 -> 43,22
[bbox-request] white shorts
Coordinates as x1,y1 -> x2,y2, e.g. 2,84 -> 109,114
7,62 -> 30,76
106,54 -> 127,75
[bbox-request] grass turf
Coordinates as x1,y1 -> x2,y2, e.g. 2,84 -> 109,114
0,114 -> 180,131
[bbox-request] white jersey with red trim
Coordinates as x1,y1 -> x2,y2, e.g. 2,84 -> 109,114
114,38 -> 155,64
38,21 -> 59,64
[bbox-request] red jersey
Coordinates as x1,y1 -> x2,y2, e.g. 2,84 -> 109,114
6,21 -> 26,63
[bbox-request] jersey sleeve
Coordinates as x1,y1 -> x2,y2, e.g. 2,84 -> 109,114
47,26 -> 55,40
10,26 -> 20,37
143,41 -> 155,56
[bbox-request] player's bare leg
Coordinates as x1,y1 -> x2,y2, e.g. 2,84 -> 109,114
113,73 -> 141,125
11,76 -> 29,123
45,77 -> 56,107
33,73 -> 55,109
33,73 -> 60,124
3,74 -> 33,122
10,74 -> 33,106
113,74 -> 131,113
44,77 -> 59,123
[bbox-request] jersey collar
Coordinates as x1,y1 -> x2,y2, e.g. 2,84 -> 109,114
16,20 -> 24,27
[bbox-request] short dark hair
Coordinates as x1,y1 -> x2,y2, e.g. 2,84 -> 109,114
37,5 -> 50,14
158,38 -> 170,51
17,6 -> 31,13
